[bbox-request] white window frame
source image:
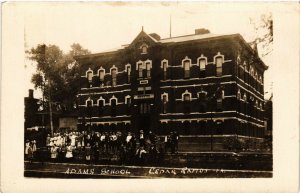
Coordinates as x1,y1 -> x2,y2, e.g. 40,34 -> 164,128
85,68 -> 93,77
181,56 -> 192,68
125,95 -> 131,105
182,90 -> 192,101
182,56 -> 191,78
86,97 -> 94,106
161,59 -> 169,69
237,89 -> 241,100
86,68 -> 93,82
97,96 -> 105,106
161,92 -> 169,102
145,60 -> 152,78
109,65 -> 118,74
213,52 -> 224,66
243,93 -> 247,102
125,63 -> 131,74
197,54 -> 207,71
109,95 -> 118,106
97,66 -> 105,81
136,60 -> 144,70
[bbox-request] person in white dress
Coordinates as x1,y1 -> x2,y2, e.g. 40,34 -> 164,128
65,143 -> 74,162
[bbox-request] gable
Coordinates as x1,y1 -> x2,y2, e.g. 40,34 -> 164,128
128,30 -> 158,50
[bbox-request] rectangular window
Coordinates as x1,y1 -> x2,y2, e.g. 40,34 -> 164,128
184,61 -> 190,78
163,95 -> 167,114
111,69 -> 117,86
199,59 -> 206,71
138,63 -> 143,78
140,104 -> 143,114
127,66 -> 131,83
87,100 -> 92,107
163,62 -> 167,80
216,98 -> 223,110
99,70 -> 105,82
184,94 -> 190,101
183,94 -> 191,114
98,100 -> 104,116
111,99 -> 117,116
87,71 -> 93,83
126,97 -> 131,106
87,100 -> 92,117
146,62 -> 151,78
216,57 -> 223,77
143,103 -> 147,114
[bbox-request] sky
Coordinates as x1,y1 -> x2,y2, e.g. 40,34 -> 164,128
23,2 -> 273,99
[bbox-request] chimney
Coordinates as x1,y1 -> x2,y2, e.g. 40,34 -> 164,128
149,33 -> 161,41
195,28 -> 210,35
29,89 -> 34,98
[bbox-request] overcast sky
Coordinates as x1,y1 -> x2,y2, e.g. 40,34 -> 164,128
23,2 -> 273,99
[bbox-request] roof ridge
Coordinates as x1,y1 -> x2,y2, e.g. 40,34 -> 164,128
160,33 -> 203,40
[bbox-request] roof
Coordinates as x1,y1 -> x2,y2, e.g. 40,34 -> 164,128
158,33 -> 232,43
74,30 -> 268,70
76,32 -> 235,59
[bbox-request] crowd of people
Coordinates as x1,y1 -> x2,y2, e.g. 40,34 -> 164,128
25,129 -> 180,166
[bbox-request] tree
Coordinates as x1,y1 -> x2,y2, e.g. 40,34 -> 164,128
250,13 -> 273,57
26,43 -> 91,135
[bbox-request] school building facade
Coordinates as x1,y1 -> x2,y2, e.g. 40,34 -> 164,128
75,28 -> 268,141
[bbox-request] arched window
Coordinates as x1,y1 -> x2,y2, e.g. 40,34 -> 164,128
142,46 -> 147,54
183,60 -> 190,78
111,68 -> 117,87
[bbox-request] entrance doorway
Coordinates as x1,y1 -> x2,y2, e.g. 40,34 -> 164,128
137,115 -> 151,134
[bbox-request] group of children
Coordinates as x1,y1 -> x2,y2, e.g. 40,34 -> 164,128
25,130 -> 180,165
24,139 -> 37,162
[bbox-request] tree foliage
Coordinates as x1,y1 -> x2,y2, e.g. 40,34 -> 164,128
26,43 -> 91,112
250,13 -> 273,57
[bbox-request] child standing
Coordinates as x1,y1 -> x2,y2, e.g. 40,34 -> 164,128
85,143 -> 92,165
